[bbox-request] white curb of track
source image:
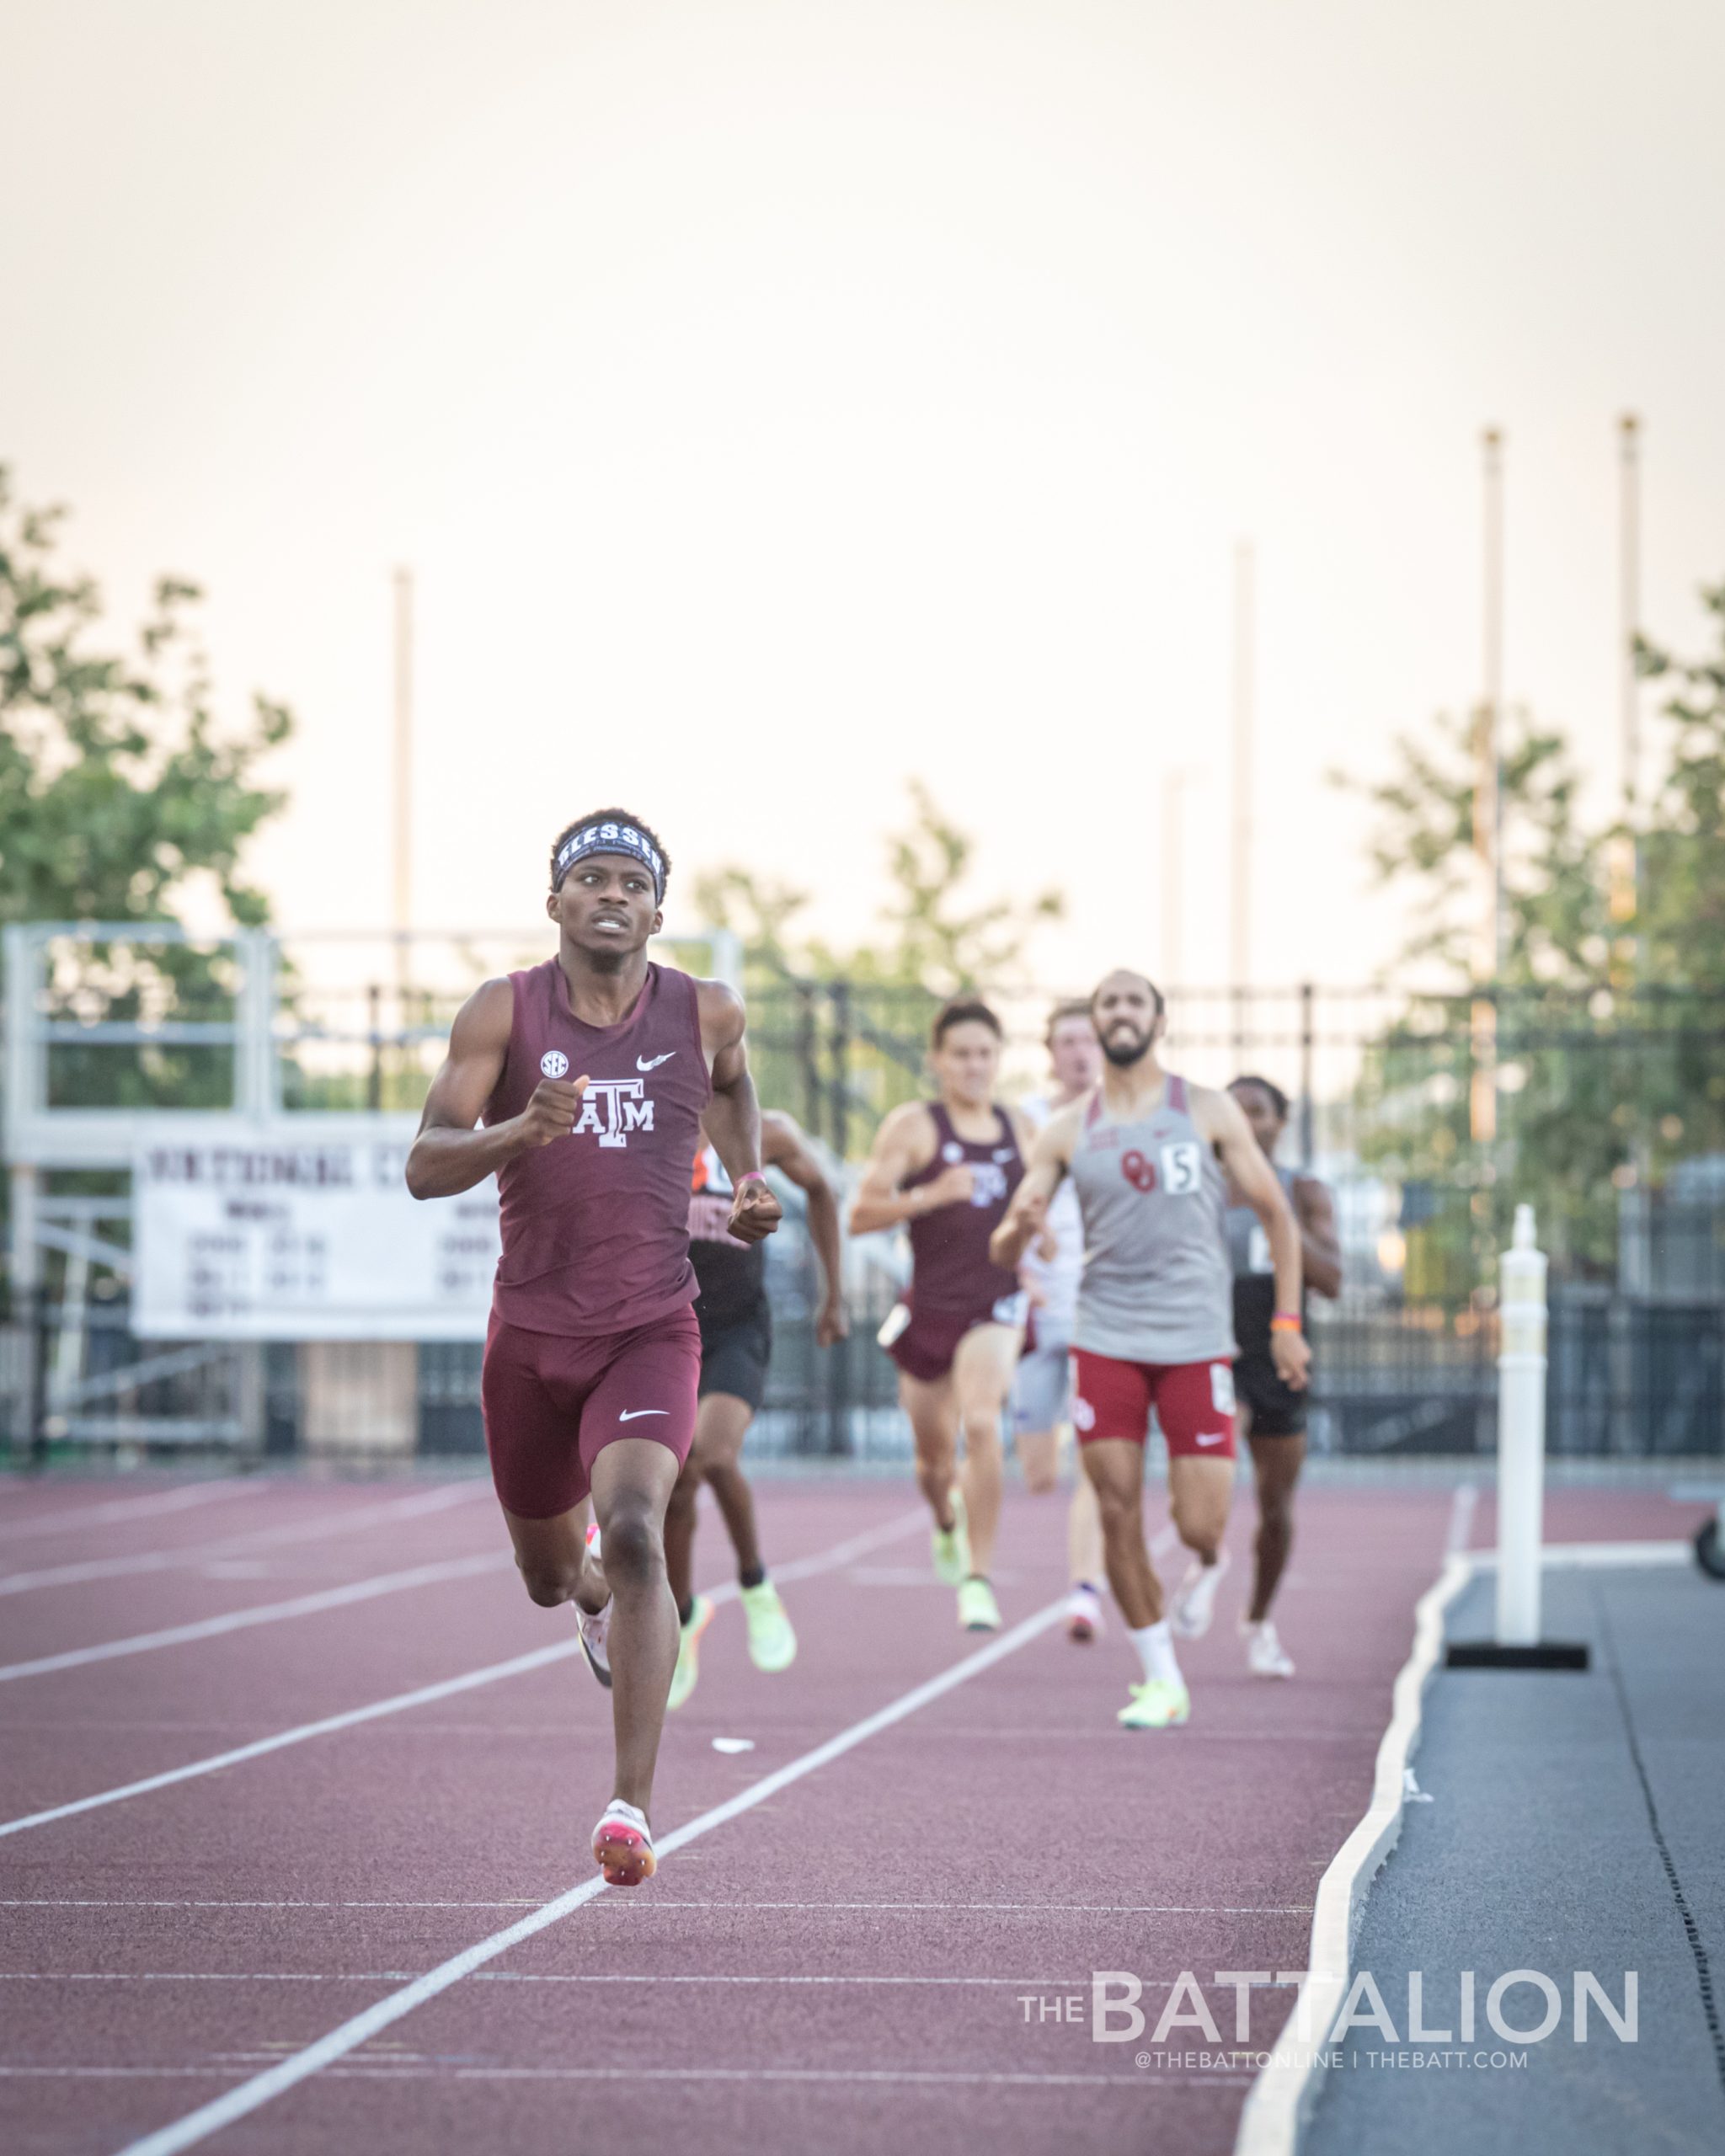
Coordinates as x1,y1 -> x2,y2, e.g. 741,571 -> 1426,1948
109,1596 -> 1067,2156
1232,1530 -> 1697,2156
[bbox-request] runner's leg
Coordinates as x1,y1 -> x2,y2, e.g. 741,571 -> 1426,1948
952,1321 -> 1018,1580
1167,1454 -> 1234,1563
588,1437 -> 681,1813
900,1368 -> 961,1530
1248,1428 -> 1306,1621
1081,1435 -> 1160,1627
1016,1427 -> 1060,1494
500,1499 -> 607,1616
1067,1470 -> 1103,1587
697,1392 -> 765,1582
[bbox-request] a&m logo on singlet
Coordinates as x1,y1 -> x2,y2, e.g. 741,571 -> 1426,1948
570,1079 -> 655,1150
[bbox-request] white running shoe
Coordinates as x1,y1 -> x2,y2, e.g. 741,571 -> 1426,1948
1244,1618 -> 1295,1679
591,1799 -> 654,1886
1168,1552 -> 1230,1640
576,1522 -> 612,1689
1065,1582 -> 1105,1643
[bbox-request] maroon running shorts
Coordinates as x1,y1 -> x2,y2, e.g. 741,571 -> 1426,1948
1069,1349 -> 1237,1460
481,1307 -> 700,1520
879,1290 -> 1028,1385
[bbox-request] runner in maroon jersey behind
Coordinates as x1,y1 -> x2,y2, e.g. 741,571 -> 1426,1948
850,1000 -> 1033,1634
407,808 -> 780,1887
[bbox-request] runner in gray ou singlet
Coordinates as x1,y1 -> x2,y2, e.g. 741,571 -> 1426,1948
1071,1073 -> 1236,1365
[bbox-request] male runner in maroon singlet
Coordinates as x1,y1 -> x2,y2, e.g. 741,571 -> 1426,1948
406,809 -> 780,1886
850,1000 -> 1033,1635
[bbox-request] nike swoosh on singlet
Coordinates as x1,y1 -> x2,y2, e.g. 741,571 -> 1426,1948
618,1409 -> 669,1421
637,1052 -> 676,1071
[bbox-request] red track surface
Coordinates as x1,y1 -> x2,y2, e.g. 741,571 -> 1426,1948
0,1472 -> 1705,2156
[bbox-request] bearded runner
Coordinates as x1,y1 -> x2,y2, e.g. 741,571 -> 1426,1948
991,969 -> 1309,1730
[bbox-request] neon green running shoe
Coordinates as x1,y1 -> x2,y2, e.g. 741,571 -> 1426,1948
956,1575 -> 1001,1633
932,1487 -> 971,1586
1117,1678 -> 1191,1730
740,1580 -> 798,1673
667,1593 -> 714,1712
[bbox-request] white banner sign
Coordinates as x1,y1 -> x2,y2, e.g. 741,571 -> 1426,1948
133,1126 -> 499,1341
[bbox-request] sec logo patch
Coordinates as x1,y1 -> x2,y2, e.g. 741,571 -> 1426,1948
539,1050 -> 569,1079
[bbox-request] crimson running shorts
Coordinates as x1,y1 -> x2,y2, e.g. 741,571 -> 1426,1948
481,1307 -> 700,1520
879,1290 -> 1028,1385
1069,1348 -> 1238,1461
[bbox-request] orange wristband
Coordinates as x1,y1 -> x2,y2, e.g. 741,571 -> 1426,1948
1270,1313 -> 1303,1332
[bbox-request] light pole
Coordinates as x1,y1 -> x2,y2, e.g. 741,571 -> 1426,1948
1470,428 -> 1504,1149
1230,540 -> 1256,1056
1162,766 -> 1199,993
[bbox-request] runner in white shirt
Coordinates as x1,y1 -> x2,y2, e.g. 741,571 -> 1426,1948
1013,1002 -> 1108,1641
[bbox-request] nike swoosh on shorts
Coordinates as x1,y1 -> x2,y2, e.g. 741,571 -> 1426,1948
619,1409 -> 669,1421
1196,1431 -> 1225,1446
637,1052 -> 676,1071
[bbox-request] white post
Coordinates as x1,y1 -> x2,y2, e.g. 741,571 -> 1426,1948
1496,1203 -> 1548,1646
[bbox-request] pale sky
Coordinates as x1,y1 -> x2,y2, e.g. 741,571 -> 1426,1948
6,0 -> 1724,994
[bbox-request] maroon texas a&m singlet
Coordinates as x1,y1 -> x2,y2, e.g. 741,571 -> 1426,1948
483,959 -> 710,1337
902,1100 -> 1024,1316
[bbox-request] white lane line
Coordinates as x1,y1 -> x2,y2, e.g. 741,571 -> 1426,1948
0,1553 -> 506,1686
1445,1481 -> 1477,1554
111,1599 -> 1067,2156
0,1510 -> 926,1839
0,1483 -> 489,1596
0,1640 -> 565,1840
1232,1546 -> 1474,2156
1471,1537 -> 1693,1569
0,1484 -> 254,1544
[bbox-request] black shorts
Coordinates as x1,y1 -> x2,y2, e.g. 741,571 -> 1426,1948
697,1302 -> 773,1412
1234,1348 -> 1308,1438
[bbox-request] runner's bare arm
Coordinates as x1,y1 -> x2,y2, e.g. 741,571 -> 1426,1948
697,979 -> 781,1246
405,979 -> 589,1198
989,1107 -> 1077,1271
1201,1086 -> 1311,1390
847,1103 -> 967,1233
1294,1177 -> 1343,1299
762,1111 -> 848,1345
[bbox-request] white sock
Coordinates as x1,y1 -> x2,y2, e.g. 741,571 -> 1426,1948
1128,1620 -> 1183,1687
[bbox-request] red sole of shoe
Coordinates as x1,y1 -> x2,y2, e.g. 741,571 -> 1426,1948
592,1829 -> 656,1887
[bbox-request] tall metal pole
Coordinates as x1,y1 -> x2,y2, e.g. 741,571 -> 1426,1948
1470,429 -> 1503,1149
1162,769 -> 1191,991
1608,416 -> 1642,967
1619,414 -> 1641,810
1230,541 -> 1256,1056
1482,426 -> 1506,977
392,568 -> 414,954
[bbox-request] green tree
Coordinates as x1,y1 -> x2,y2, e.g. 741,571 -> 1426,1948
1637,579 -> 1725,993
1340,589 -> 1725,1277
695,778 -> 1061,993
695,781 -> 1063,1150
0,465 -> 294,1109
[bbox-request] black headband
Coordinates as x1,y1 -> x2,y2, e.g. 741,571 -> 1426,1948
553,820 -> 665,901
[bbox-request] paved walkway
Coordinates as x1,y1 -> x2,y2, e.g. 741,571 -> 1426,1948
1306,1556 -> 1725,2156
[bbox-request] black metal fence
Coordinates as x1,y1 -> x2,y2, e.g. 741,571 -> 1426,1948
6,975 -> 1725,1465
